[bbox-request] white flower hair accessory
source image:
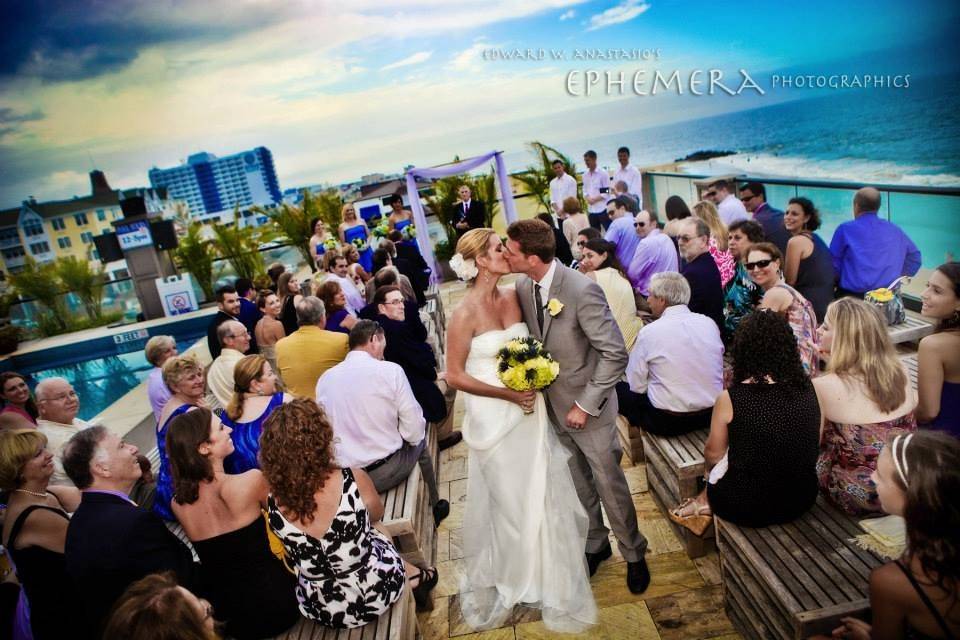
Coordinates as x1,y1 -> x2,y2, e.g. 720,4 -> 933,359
449,253 -> 478,281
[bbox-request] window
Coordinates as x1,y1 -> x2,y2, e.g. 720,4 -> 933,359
74,213 -> 89,226
112,209 -> 121,219
57,237 -> 72,249
91,248 -> 100,261
51,218 -> 66,231
29,241 -> 50,255
23,221 -> 43,236
80,232 -> 94,244
2,247 -> 25,259
0,228 -> 19,243
97,209 -> 106,221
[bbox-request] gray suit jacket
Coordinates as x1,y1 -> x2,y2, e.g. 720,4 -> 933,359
517,262 -> 629,432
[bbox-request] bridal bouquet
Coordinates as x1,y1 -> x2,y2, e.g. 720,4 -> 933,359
496,336 -> 560,392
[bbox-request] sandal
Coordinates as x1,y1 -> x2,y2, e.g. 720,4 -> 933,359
668,498 -> 713,537
409,566 -> 439,611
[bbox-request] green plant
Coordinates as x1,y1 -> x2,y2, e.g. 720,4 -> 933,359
434,239 -> 455,261
257,200 -> 313,267
308,188 -> 344,237
513,141 -> 578,214
210,212 -> 266,282
174,222 -> 215,302
54,256 -> 106,320
472,167 -> 501,227
9,258 -> 67,332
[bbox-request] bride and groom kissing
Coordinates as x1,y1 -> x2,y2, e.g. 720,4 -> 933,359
445,219 -> 649,633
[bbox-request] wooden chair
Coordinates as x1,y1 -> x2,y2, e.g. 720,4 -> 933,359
616,415 -> 644,465
887,311 -> 935,345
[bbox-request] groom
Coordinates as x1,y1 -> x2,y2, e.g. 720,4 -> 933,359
504,219 -> 650,594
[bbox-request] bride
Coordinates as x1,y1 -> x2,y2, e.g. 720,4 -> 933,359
445,229 -> 597,633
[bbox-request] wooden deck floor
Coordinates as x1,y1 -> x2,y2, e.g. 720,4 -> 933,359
420,282 -> 740,640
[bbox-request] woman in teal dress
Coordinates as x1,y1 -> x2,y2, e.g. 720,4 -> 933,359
339,203 -> 373,273
722,220 -> 765,342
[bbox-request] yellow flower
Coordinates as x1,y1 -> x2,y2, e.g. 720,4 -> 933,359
546,298 -> 564,317
866,288 -> 894,303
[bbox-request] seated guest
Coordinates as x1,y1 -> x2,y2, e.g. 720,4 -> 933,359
678,217 -> 725,331
206,286 -> 240,360
662,195 -> 692,240
35,377 -> 94,486
374,286 -> 461,451
63,426 -> 198,637
722,220 -> 765,341
319,280 -> 357,334
579,239 -> 643,350
254,289 -> 285,375
316,320 -> 449,525
536,213 -> 574,266
275,296 -> 349,399
206,321 -> 251,409
155,355 -> 207,522
104,572 -> 220,640
623,272 -> 722,434
783,197 -> 834,322
604,196 -> 642,274
364,265 -> 418,308
234,277 -> 262,354
219,355 -> 291,473
829,431 -> 960,640
260,399 -> 439,622
145,335 -> 177,422
276,272 -> 303,336
816,298 -> 918,516
830,187 -> 922,298
706,178 -> 748,226
917,262 -> 960,436
167,407 -> 299,638
389,229 -> 430,279
746,242 -> 820,375
0,429 -> 82,639
628,208 -> 678,298
561,197 -> 591,261
738,181 -> 788,252
0,372 -> 39,426
323,251 -> 365,313
669,309 -> 820,533
692,200 -> 736,287
381,238 -> 427,304
571,226 -> 602,271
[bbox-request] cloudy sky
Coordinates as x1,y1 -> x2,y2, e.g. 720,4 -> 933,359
1,0 -> 957,208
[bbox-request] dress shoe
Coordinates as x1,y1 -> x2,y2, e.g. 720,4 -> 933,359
438,432 -> 463,451
626,557 -> 651,594
433,499 -> 450,527
585,541 -> 613,577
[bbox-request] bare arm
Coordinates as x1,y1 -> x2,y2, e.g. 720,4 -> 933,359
784,236 -> 807,286
704,391 -> 732,467
759,286 -> 792,313
340,313 -> 358,331
48,486 -> 81,513
224,469 -> 271,511
338,224 -> 346,243
916,336 -> 944,423
353,468 -> 385,524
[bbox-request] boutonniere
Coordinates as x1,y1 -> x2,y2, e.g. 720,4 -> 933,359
546,298 -> 564,317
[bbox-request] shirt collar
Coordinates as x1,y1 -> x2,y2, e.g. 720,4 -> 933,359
661,304 -> 690,318
84,488 -> 136,505
645,227 -> 662,239
533,260 -> 558,294
345,350 -> 375,363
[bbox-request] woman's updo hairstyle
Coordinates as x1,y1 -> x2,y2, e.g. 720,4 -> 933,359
453,228 -> 498,283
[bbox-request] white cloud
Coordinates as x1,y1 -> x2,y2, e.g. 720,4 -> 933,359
586,0 -> 651,31
559,9 -> 576,20
381,51 -> 433,71
449,40 -> 493,71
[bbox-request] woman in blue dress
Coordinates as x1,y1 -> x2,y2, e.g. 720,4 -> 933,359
339,203 -> 373,273
217,354 -> 291,473
308,218 -> 332,271
155,355 -> 206,521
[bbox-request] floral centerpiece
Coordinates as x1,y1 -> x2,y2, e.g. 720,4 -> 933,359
865,276 -> 909,326
496,336 -> 560,396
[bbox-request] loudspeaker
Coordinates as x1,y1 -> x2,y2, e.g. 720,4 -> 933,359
119,195 -> 146,218
93,233 -> 123,263
150,220 -> 178,250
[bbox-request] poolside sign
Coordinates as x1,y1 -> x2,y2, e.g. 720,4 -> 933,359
116,220 -> 153,250
156,274 -> 199,317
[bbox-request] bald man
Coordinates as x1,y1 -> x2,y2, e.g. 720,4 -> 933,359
206,320 -> 251,409
36,377 -> 95,485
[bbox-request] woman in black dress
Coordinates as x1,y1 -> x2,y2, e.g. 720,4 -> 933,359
276,272 -> 302,336
783,197 -> 835,322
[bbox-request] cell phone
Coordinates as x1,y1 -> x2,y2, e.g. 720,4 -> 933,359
599,187 -> 610,194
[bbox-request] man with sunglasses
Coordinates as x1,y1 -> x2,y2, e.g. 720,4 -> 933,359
705,178 -> 748,226
627,209 -> 678,297
603,195 -> 642,276
738,182 -> 789,252
678,217 -> 725,331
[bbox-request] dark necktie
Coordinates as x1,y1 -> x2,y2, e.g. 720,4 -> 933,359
535,283 -> 544,332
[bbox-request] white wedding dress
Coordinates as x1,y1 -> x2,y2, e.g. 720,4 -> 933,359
459,322 -> 597,633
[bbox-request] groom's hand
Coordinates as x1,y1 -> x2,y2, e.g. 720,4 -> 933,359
565,405 -> 589,430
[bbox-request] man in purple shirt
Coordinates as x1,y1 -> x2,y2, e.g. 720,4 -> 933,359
829,187 -> 922,297
604,195 -> 641,274
738,181 -> 790,253
628,209 -> 679,296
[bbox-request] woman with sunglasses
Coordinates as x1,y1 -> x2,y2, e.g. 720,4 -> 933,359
782,197 -> 835,322
745,242 -> 820,375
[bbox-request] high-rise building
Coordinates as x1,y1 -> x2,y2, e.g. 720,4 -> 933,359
148,146 -> 282,219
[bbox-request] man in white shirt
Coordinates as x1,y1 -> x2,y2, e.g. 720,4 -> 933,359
36,377 -> 95,486
316,320 -> 449,525
206,320 -> 250,409
549,159 -> 578,217
325,254 -> 365,313
625,272 -> 723,436
707,178 -> 748,225
613,146 -> 643,210
581,149 -> 611,231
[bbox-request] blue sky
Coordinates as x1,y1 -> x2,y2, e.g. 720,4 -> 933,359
0,0 -> 957,208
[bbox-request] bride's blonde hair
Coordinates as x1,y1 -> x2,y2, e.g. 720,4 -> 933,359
455,228 -> 498,264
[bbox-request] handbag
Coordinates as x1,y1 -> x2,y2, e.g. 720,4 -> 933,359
864,276 -> 909,326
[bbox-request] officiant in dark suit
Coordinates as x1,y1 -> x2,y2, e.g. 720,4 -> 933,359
454,185 -> 486,237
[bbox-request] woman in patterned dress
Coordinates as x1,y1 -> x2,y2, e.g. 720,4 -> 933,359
259,399 -> 438,628
692,200 -> 736,288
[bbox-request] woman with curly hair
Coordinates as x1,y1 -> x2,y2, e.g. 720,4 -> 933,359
669,309 -> 820,534
917,262 -> 960,436
166,408 -> 299,639
830,431 -> 960,639
103,572 -> 220,640
260,398 -> 438,627
782,197 -> 835,322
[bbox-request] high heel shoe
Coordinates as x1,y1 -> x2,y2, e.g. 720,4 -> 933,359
409,566 -> 439,611
668,498 -> 713,537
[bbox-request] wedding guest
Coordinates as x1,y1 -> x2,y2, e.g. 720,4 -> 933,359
323,251 -> 365,313
338,202 -> 373,273
830,187 -> 922,297
830,431 -> 960,640
206,321 -> 250,409
220,355 -> 291,474
254,290 -> 285,375
571,227 -> 602,271
815,298 -> 917,516
233,278 -> 261,355
722,220 -> 765,341
604,195 -> 642,274
63,426 -> 199,637
705,178 -> 748,225
155,355 -> 206,521
627,209 -> 678,298
167,408 -> 299,638
145,336 -> 177,422
319,280 -> 357,335
364,265 -> 418,309
663,195 -> 692,239
612,180 -> 636,209
613,146 -> 643,208
206,286 -> 240,360
738,181 -> 788,251
579,239 -> 642,350
260,399 -> 439,622
309,217 -> 331,270
316,321 -> 449,526
537,213 -> 574,266
582,150 -> 611,231
692,200 -> 736,287
266,263 -> 286,292
453,184 -> 486,237
275,296 -> 348,398
561,197 -> 591,260
35,377 -> 93,486
383,235 -> 427,299
669,309 -> 820,534
746,242 -> 820,375
0,428 -> 82,639
549,159 -> 578,217
276,272 -> 302,336
917,262 -> 960,436
624,272 -> 723,435
389,229 -> 430,277
386,194 -> 414,234
0,372 -> 39,426
783,197 -> 835,322
678,217 -> 725,331
103,573 -> 220,640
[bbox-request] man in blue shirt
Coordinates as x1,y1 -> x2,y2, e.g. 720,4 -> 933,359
829,187 -> 922,297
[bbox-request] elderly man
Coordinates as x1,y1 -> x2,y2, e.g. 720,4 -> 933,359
604,195 -> 642,271
705,179 -> 748,226
624,272 -> 724,435
275,296 -> 349,398
679,217 -> 725,331
627,209 -> 678,297
206,320 -> 250,408
316,320 -> 449,525
206,285 -> 241,359
63,426 -> 198,637
830,186 -> 922,298
144,335 -> 176,422
36,377 -> 94,485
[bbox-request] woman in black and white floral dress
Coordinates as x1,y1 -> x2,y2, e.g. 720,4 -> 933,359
259,399 -> 438,628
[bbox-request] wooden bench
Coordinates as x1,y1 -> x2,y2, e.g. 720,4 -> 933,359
887,312 -> 935,345
273,586 -> 417,640
717,496 -> 884,640
616,415 -> 644,465
642,428 -> 713,558
901,353 -> 919,389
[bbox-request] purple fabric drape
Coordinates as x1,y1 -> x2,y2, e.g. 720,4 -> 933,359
405,151 -> 517,284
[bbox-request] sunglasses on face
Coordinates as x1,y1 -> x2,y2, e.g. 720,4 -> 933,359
634,221 -> 646,227
577,240 -> 586,246
745,259 -> 774,271
703,191 -> 716,198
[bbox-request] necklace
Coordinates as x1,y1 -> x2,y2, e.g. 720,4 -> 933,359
14,488 -> 49,498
